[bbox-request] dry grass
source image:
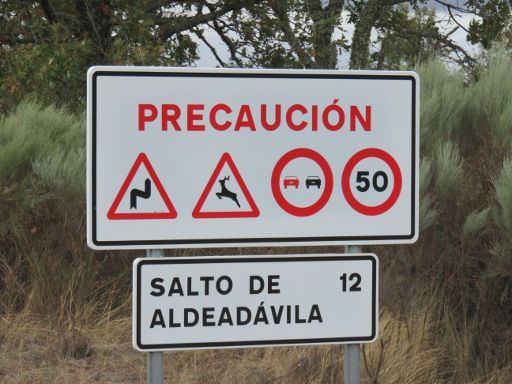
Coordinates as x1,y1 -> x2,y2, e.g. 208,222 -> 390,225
0,315 -> 142,383
2,304 -> 510,384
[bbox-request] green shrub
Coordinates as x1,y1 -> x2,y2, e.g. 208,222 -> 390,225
0,101 -> 131,321
0,101 -> 84,218
2,52 -> 512,379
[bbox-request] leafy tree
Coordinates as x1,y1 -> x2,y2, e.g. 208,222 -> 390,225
2,0 -> 512,115
371,5 -> 443,69
347,0 -> 486,70
466,0 -> 512,48
191,0 -> 347,69
198,0 -> 487,71
0,0 -> 260,113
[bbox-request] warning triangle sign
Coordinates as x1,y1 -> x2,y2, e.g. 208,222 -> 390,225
192,153 -> 259,219
107,153 -> 177,220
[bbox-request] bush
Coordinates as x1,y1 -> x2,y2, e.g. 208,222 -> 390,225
0,101 -> 131,323
1,53 -> 512,381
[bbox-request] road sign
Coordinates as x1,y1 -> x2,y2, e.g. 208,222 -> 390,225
87,67 -> 419,249
133,254 -> 378,351
107,153 -> 178,220
192,153 -> 259,218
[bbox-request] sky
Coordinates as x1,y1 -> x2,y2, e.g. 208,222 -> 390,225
193,1 -> 481,68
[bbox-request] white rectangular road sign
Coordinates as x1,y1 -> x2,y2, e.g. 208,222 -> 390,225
133,254 -> 378,351
87,67 -> 419,249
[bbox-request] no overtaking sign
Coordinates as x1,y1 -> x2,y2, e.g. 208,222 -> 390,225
87,67 -> 419,249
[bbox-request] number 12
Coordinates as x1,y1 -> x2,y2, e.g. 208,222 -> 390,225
339,273 -> 362,292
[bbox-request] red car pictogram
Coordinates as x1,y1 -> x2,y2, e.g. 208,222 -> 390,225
283,176 -> 299,189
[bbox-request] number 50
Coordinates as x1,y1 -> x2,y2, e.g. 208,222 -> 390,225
355,171 -> 388,192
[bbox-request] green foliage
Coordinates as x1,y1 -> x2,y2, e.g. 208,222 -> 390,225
467,0 -> 512,49
32,150 -> 85,200
432,141 -> 464,201
0,101 -> 132,320
219,0 -> 347,69
462,207 -> 490,238
416,61 -> 466,152
465,49 -> 512,153
406,55 -> 512,369
372,5 -> 443,69
5,0 -> 505,115
0,101 -> 84,192
419,157 -> 439,231
490,157 -> 512,278
494,157 -> 512,237
0,1 -> 203,114
0,30 -> 95,113
2,31 -> 512,378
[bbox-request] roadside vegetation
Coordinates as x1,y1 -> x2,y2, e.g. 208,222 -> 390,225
1,49 -> 512,382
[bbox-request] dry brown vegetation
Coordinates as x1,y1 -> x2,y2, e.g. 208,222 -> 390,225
2,296 -> 510,383
1,53 -> 512,382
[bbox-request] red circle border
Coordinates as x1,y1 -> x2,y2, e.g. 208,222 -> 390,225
341,148 -> 402,216
271,148 -> 333,217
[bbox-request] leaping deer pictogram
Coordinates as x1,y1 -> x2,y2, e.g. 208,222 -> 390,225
216,175 -> 240,208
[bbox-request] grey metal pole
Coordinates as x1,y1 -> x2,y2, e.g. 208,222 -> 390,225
344,344 -> 360,384
147,249 -> 165,384
343,245 -> 361,384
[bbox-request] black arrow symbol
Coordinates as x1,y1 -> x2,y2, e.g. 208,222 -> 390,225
130,178 -> 151,209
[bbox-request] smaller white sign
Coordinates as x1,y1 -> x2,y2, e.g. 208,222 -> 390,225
133,254 -> 378,351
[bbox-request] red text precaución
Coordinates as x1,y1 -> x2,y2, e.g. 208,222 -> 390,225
138,101 -> 372,132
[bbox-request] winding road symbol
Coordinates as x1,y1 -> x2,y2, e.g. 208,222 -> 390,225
130,178 -> 151,209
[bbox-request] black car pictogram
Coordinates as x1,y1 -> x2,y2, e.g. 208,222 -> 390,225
306,176 -> 321,189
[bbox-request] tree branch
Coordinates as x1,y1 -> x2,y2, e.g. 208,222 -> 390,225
447,5 -> 470,33
209,19 -> 244,67
349,0 -> 409,69
433,0 -> 475,14
305,0 -> 345,68
158,0 -> 262,40
269,1 -> 314,68
194,28 -> 227,67
438,34 -> 477,65
445,25 -> 459,38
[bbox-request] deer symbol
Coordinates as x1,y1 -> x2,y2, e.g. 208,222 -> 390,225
216,175 -> 240,208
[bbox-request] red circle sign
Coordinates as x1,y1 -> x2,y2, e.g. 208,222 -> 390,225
341,148 -> 402,216
271,148 -> 333,217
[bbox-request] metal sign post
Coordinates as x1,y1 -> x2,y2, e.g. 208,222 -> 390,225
146,249 -> 164,384
344,245 -> 362,384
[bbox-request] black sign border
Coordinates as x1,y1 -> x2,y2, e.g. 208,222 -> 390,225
134,255 -> 378,350
91,70 -> 417,247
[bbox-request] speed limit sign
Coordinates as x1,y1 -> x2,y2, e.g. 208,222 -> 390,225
341,148 -> 403,216
88,67 -> 418,249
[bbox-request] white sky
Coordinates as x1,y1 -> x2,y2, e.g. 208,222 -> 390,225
193,2 -> 481,68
